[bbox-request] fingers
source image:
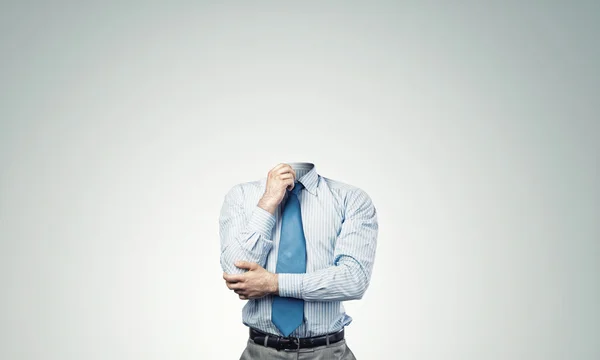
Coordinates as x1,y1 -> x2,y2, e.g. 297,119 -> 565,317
277,174 -> 295,192
228,285 -> 254,300
223,272 -> 245,282
283,177 -> 295,191
235,289 -> 252,300
281,166 -> 296,179
223,276 -> 253,300
235,260 -> 258,270
269,164 -> 296,179
226,281 -> 244,290
282,166 -> 296,181
277,173 -> 294,181
269,163 -> 288,174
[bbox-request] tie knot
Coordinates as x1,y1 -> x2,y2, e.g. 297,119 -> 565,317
291,181 -> 304,195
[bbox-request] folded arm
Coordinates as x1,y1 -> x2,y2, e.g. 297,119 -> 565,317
278,188 -> 378,301
219,184 -> 276,274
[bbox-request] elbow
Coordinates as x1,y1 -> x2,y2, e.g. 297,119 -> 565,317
347,274 -> 369,300
220,251 -> 244,275
221,259 -> 245,275
340,262 -> 370,300
220,256 -> 234,274
356,279 -> 369,299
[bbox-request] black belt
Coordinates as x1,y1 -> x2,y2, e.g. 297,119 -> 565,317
249,327 -> 345,351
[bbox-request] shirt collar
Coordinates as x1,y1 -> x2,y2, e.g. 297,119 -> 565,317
289,162 -> 319,196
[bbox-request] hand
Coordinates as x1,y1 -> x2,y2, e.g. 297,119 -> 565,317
258,163 -> 297,215
223,261 -> 278,300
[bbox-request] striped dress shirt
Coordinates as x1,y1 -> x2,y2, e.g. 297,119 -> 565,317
218,162 -> 378,337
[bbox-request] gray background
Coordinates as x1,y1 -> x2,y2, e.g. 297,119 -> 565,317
1,1 -> 599,359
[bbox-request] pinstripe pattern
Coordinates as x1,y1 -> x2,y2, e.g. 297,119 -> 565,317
219,162 -> 378,337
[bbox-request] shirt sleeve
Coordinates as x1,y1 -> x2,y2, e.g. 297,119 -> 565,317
278,188 -> 378,301
219,184 -> 276,274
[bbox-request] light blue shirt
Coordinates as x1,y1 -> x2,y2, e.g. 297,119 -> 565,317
219,162 -> 378,337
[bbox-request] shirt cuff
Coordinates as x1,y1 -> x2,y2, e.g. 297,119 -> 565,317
247,205 -> 276,239
278,273 -> 304,298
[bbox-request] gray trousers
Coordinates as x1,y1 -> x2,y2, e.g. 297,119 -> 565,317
239,338 -> 357,359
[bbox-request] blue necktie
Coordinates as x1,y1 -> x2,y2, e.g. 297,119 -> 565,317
271,180 -> 306,337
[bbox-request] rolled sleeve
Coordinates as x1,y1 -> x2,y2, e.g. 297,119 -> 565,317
219,185 -> 277,274
248,205 -> 277,239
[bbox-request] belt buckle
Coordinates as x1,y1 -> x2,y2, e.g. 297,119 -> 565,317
282,336 -> 301,352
